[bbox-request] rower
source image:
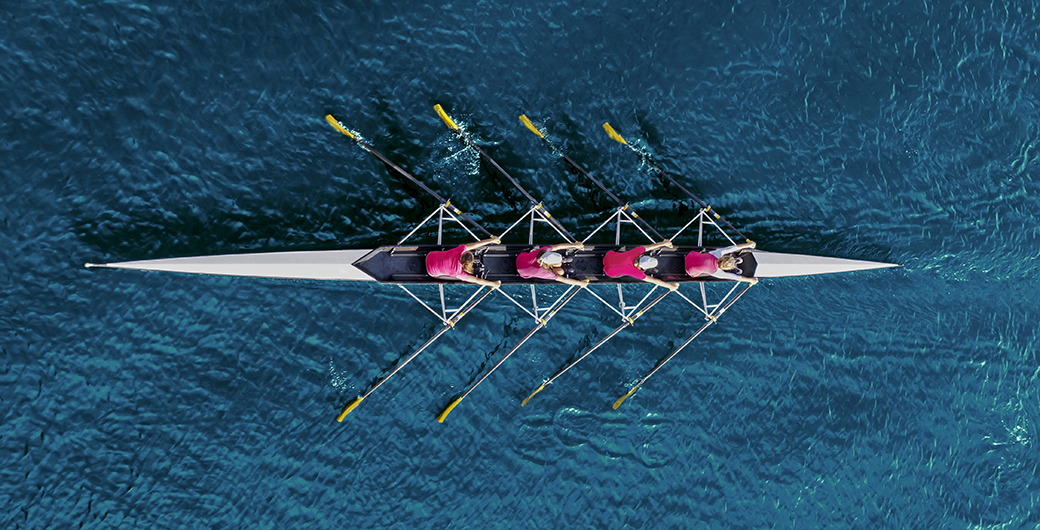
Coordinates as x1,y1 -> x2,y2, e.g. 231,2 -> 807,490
515,242 -> 589,288
603,241 -> 679,291
685,241 -> 759,284
426,237 -> 502,289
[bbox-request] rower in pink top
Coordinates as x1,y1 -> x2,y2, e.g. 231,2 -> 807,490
426,236 -> 502,288
602,240 -> 678,291
685,241 -> 758,283
515,242 -> 588,288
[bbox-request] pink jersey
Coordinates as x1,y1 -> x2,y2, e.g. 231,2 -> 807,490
426,245 -> 470,280
603,246 -> 647,279
516,246 -> 558,280
685,251 -> 718,277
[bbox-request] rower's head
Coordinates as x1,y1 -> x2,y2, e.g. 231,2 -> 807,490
717,254 -> 740,271
460,251 -> 475,274
539,251 -> 564,267
637,255 -> 658,270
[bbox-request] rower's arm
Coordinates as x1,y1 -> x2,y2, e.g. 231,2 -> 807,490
644,240 -> 674,252
554,276 -> 589,288
643,276 -> 679,291
549,242 -> 584,252
714,270 -> 758,284
714,241 -> 756,256
465,237 -> 501,251
460,275 -> 502,289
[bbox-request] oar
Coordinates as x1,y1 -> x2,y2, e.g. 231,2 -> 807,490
612,281 -> 754,410
336,287 -> 496,421
521,288 -> 673,406
518,115 -> 665,241
432,105 -> 577,243
602,122 -> 748,242
436,286 -> 584,422
326,114 -> 492,238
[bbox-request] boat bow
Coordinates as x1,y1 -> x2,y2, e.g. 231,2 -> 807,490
751,250 -> 898,278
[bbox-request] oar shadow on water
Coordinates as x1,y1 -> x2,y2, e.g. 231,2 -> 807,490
513,406 -> 680,468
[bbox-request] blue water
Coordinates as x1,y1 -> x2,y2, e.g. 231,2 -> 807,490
4,0 -> 1040,528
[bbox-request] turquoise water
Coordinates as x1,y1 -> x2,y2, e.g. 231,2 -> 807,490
4,1 -> 1040,528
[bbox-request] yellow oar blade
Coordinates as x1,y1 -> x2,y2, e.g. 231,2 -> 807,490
436,396 -> 463,423
434,104 -> 460,131
520,384 -> 546,407
336,396 -> 364,422
325,114 -> 355,139
613,386 -> 639,409
602,122 -> 627,145
519,115 -> 545,138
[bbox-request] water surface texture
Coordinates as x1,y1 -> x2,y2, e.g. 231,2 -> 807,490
3,1 -> 1039,528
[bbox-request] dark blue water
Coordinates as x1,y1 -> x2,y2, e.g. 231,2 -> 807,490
4,1 -> 1040,528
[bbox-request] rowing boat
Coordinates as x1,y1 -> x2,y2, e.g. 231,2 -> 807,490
86,105 -> 897,422
85,245 -> 894,281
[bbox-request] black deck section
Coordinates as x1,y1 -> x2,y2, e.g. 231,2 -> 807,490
352,245 -> 756,284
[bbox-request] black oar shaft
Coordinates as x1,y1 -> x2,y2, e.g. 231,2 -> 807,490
466,140 -> 576,242
653,168 -> 747,241
326,114 -> 492,238
603,121 -> 746,241
359,139 -> 493,238
557,153 -> 664,241
517,115 -> 664,241
362,325 -> 451,394
473,142 -> 538,204
434,106 -> 576,242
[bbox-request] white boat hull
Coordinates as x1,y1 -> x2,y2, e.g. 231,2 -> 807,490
86,249 -> 376,281
86,248 -> 896,282
752,250 -> 898,278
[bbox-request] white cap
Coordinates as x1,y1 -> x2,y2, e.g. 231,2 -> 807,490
638,256 -> 658,269
540,251 -> 564,266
